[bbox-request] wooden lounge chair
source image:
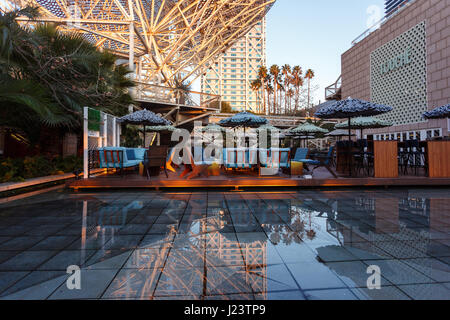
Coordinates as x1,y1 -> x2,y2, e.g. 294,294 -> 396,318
145,146 -> 169,179
297,146 -> 338,178
290,148 -> 309,165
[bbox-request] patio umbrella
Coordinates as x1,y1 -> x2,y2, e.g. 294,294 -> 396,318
287,122 -> 328,147
139,125 -> 176,132
201,123 -> 226,132
118,109 -> 171,147
257,124 -> 282,141
219,112 -> 268,128
315,98 -> 393,175
139,125 -> 177,146
288,122 -> 328,135
423,103 -> 450,119
219,112 -> 268,147
257,124 -> 280,132
314,98 -> 393,120
335,116 -> 393,138
326,129 -> 356,140
193,123 -> 226,145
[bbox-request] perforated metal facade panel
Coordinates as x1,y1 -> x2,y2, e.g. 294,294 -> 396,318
370,21 -> 427,126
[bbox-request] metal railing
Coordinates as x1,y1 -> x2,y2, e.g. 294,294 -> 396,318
325,75 -> 342,100
210,113 -> 338,129
134,82 -> 221,111
351,0 -> 416,46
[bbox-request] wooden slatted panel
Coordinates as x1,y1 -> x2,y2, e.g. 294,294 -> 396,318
427,141 -> 450,178
374,141 -> 399,178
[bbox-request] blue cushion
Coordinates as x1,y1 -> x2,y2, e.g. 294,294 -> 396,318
301,159 -> 320,165
123,160 -> 142,168
293,148 -> 309,161
134,148 -> 147,161
126,149 -> 136,161
280,151 -> 289,164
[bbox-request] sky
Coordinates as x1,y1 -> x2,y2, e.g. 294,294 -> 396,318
266,0 -> 385,105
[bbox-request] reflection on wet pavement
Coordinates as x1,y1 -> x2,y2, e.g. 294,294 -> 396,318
0,188 -> 449,300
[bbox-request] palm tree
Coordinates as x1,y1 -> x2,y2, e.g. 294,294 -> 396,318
250,79 -> 262,114
282,64 -> 291,114
0,7 -> 134,146
269,64 -> 280,115
257,66 -> 269,115
278,83 -> 284,115
291,66 -> 303,115
266,83 -> 274,114
286,88 -> 294,115
304,69 -> 315,109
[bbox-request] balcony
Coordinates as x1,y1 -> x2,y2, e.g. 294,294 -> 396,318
325,75 -> 342,101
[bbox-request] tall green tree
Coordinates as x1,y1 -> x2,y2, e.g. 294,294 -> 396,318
291,66 -> 303,115
269,64 -> 280,115
250,79 -> 262,114
0,7 -> 134,146
257,66 -> 269,115
304,69 -> 315,109
281,64 -> 291,114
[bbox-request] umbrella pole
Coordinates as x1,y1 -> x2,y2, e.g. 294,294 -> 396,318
144,125 -> 146,148
348,117 -> 352,177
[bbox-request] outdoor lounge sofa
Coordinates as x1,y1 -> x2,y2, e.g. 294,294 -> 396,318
269,148 -> 291,169
98,147 -> 145,170
192,147 -> 223,166
223,148 -> 255,169
223,148 -> 291,174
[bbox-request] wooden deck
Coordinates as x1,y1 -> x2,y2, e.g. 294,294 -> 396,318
69,168 -> 450,190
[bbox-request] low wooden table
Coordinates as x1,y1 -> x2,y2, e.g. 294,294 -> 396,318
291,161 -> 304,176
427,141 -> 450,178
374,141 -> 398,178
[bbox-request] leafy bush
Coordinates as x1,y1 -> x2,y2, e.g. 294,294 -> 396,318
23,156 -> 53,179
53,155 -> 82,174
121,125 -> 143,148
0,155 -> 83,183
0,158 -> 23,182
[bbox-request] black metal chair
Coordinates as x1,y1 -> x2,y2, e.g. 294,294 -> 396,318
353,139 -> 370,176
408,140 -> 427,176
144,146 -> 169,179
398,141 -> 408,175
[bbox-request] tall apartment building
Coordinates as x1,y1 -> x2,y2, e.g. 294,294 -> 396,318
201,19 -> 266,112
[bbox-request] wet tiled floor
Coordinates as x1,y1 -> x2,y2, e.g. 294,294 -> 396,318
0,188 -> 449,300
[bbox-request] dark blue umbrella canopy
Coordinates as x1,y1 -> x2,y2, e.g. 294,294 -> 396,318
315,98 -> 393,119
219,112 -> 268,128
423,104 -> 450,119
117,109 -> 171,126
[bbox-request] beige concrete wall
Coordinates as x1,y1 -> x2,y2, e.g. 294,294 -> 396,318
341,0 -> 450,135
